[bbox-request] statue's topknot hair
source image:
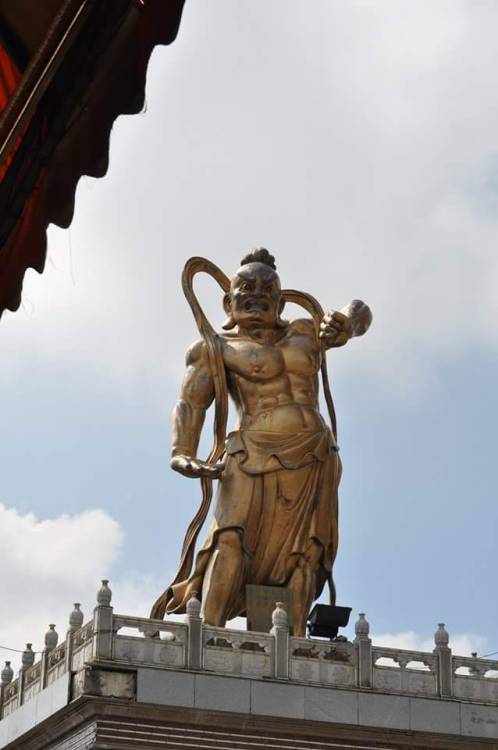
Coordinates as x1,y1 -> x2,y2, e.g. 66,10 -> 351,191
240,247 -> 276,270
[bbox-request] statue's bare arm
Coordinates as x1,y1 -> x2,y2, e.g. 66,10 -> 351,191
320,299 -> 372,349
170,340 -> 225,479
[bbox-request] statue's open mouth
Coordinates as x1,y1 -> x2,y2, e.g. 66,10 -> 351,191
245,300 -> 269,312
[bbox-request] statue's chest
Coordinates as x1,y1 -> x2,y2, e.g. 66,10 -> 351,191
223,335 -> 318,381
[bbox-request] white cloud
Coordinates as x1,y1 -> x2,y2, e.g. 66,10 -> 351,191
110,574 -> 170,620
373,629 -> 487,658
0,504 -> 185,671
2,0 -> 498,401
0,504 -> 123,671
0,502 -> 269,671
372,630 -> 497,675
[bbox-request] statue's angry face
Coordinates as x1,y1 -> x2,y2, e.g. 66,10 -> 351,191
227,262 -> 283,329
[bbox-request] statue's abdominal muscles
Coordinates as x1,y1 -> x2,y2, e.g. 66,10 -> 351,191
224,326 -> 325,433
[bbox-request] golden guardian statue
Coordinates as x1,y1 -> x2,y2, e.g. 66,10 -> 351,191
151,249 -> 371,636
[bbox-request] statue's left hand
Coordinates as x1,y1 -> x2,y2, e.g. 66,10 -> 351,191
320,310 -> 353,348
171,454 -> 225,479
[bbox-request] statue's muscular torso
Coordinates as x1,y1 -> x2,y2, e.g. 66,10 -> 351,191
171,318 -> 331,460
221,319 -> 327,434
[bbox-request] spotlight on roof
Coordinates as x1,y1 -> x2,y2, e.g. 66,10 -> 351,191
307,605 -> 352,640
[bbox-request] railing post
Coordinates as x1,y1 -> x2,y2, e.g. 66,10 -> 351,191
18,644 -> 34,707
0,661 -> 13,718
92,580 -> 113,660
41,624 -> 58,688
434,622 -> 452,697
271,602 -> 289,679
354,613 -> 372,688
66,603 -> 84,673
469,651 -> 487,678
185,592 -> 203,670
40,651 -> 48,690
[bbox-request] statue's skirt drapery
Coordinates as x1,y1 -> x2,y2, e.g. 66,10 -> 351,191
167,428 -> 341,619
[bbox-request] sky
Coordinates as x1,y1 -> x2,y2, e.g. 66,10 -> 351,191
2,0 -> 498,669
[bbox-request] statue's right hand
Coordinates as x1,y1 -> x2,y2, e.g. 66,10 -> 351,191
170,455 -> 225,479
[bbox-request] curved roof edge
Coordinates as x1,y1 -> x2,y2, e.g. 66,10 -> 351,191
0,0 -> 185,317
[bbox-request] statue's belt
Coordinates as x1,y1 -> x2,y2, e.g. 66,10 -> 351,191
224,429 -> 335,475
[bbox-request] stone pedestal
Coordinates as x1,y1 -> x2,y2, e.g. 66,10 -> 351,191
246,584 -> 294,633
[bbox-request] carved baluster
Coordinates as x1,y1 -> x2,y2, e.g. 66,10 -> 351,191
396,654 -> 409,669
185,591 -> 203,670
271,602 -> 289,679
396,653 -> 410,692
18,644 -> 34,707
93,580 -> 114,660
354,613 -> 372,688
69,603 -> 84,631
66,603 -> 84,674
469,652 -> 487,678
41,624 -> 58,688
0,661 -> 14,718
45,624 -> 58,653
434,623 -> 452,697
21,643 -> 34,670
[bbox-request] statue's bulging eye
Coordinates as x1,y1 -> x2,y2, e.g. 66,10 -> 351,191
240,282 -> 253,292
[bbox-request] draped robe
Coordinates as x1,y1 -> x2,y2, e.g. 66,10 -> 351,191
166,426 -> 341,618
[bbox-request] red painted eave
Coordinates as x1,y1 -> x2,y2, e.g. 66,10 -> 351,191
0,0 -> 185,317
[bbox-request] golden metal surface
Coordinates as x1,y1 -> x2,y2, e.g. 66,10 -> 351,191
151,249 -> 371,636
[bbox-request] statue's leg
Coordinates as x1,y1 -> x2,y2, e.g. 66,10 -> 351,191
201,529 -> 246,627
288,540 -> 323,637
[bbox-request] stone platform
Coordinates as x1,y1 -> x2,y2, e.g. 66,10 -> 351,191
1,582 -> 498,749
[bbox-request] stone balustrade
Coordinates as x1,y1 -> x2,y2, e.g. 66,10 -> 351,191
1,580 -> 498,725
203,624 -> 273,677
112,614 -> 188,670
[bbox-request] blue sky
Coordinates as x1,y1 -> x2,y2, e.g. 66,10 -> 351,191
2,0 -> 498,665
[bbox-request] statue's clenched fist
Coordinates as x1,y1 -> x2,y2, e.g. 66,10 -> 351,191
320,310 -> 353,348
319,300 -> 372,349
171,455 -> 225,479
